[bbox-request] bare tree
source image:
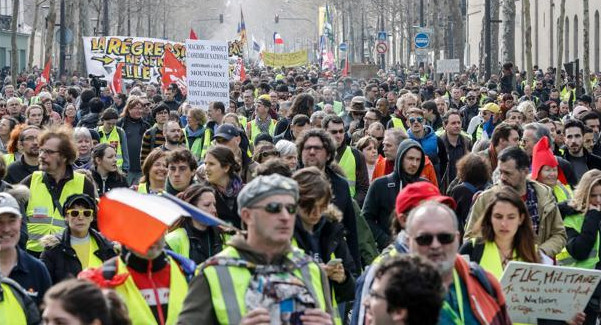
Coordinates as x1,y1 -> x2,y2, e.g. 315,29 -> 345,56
555,0 -> 566,90
523,0 -> 533,85
44,0 -> 57,66
117,0 -> 126,35
491,0 -> 500,74
448,0 -> 464,71
11,0 -> 19,84
583,0 -> 591,94
501,0 -> 515,64
28,0 -> 47,70
77,0 -> 91,74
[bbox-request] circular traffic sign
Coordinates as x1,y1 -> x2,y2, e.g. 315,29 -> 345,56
414,32 -> 430,49
339,42 -> 348,51
376,42 -> 388,54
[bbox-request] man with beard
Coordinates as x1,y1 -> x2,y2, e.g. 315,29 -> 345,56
407,202 -> 511,325
465,147 -> 566,257
21,127 -> 96,257
318,87 -> 343,115
160,121 -> 185,152
562,119 -> 601,179
5,126 -> 40,184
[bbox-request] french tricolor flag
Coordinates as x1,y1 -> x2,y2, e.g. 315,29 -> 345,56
98,189 -> 232,255
273,32 -> 284,44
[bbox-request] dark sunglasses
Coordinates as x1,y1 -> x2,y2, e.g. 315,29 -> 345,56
409,117 -> 424,124
66,209 -> 93,218
413,233 -> 455,246
467,96 -> 476,100
249,202 -> 297,214
374,136 -> 384,141
329,129 -> 345,135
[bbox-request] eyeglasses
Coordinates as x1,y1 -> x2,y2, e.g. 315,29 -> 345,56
467,96 -> 477,101
368,289 -> 386,300
374,136 -> 384,141
413,233 -> 456,246
66,209 -> 93,218
303,145 -> 324,152
409,117 -> 424,124
143,103 -> 151,107
39,148 -> 60,155
249,202 -> 297,214
328,129 -> 345,135
259,150 -> 280,159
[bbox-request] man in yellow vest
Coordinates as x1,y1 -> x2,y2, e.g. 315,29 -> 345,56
318,87 -> 344,115
21,127 -> 96,257
98,108 -> 129,173
81,234 -> 192,325
0,274 -> 41,324
323,114 -> 369,206
178,174 -> 335,324
246,95 -> 276,145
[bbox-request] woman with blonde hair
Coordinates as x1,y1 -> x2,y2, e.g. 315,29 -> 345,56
557,169 -> 601,325
517,100 -> 537,123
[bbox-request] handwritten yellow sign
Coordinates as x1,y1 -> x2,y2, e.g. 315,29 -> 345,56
262,50 -> 308,68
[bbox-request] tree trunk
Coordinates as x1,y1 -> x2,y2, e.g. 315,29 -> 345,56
66,0 -> 76,74
523,0 -> 533,85
11,0 -> 19,85
491,0 -> 500,74
555,0 -> 565,90
501,0 -> 516,64
117,0 -> 126,35
449,0 -> 464,71
583,0 -> 591,94
430,0 -> 441,82
77,0 -> 90,74
28,1 -> 42,70
44,0 -> 57,67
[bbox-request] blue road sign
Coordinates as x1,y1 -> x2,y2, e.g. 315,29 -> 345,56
377,31 -> 387,41
339,42 -> 347,51
414,33 -> 430,49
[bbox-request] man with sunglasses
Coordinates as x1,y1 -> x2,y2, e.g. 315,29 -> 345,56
323,115 -> 369,206
179,174 -> 335,324
407,201 -> 511,325
458,90 -> 480,132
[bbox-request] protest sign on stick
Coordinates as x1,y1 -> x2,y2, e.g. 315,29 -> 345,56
185,40 -> 229,109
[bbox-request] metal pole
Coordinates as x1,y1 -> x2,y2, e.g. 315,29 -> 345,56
361,8 -> 365,62
102,0 -> 109,36
59,0 -> 65,77
485,0 -> 491,80
420,0 -> 424,27
380,1 -> 385,70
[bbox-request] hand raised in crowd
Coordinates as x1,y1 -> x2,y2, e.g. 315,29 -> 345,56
566,311 -> 586,325
321,262 -> 346,283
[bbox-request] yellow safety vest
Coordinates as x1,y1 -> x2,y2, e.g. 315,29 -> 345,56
25,171 -> 85,252
137,182 -> 148,194
182,128 -> 204,160
98,126 -> 124,169
557,212 -> 600,269
166,228 -> 191,259
113,256 -> 188,325
202,246 -> 329,325
339,146 -> 357,197
0,282 -> 27,325
318,101 -> 344,115
238,116 -> 248,129
390,116 -> 407,133
478,240 -> 518,280
553,183 -> 573,204
247,119 -> 276,144
2,153 -> 15,166
199,128 -> 213,161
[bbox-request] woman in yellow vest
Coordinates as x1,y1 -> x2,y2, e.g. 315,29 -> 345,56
459,187 -> 545,280
40,194 -> 117,284
166,185 -> 224,264
556,170 -> 601,324
132,149 -> 167,194
291,167 -> 356,310
531,136 -> 573,203
42,279 -> 131,325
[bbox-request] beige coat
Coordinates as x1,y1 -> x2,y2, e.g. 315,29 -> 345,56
464,181 -> 567,257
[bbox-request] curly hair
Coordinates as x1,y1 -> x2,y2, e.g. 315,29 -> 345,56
374,255 -> 444,325
39,125 -> 77,165
295,128 -> 337,167
456,153 -> 491,186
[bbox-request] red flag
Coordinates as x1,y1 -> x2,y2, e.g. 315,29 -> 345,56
110,62 -> 124,94
189,28 -> 198,40
161,48 -> 188,95
342,51 -> 349,77
239,59 -> 246,81
35,59 -> 51,94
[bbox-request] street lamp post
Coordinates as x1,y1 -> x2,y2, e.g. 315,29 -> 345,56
59,0 -> 65,77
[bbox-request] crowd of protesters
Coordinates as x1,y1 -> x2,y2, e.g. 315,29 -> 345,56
0,61 -> 601,325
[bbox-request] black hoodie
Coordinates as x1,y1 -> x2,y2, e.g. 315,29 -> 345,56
361,139 -> 426,250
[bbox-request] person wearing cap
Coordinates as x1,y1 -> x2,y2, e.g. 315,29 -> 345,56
21,126 -> 96,257
213,123 -> 256,183
466,102 -> 501,142
246,94 -> 277,144
351,182 -> 456,325
0,192 -> 52,306
466,147 -> 567,258
274,114 -> 311,144
140,102 -> 170,164
97,108 -> 129,173
40,193 -> 116,284
178,174 -> 335,324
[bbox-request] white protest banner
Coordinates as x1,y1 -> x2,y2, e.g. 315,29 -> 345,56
500,261 -> 601,323
185,40 -> 229,109
436,59 -> 461,74
82,36 -> 185,84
